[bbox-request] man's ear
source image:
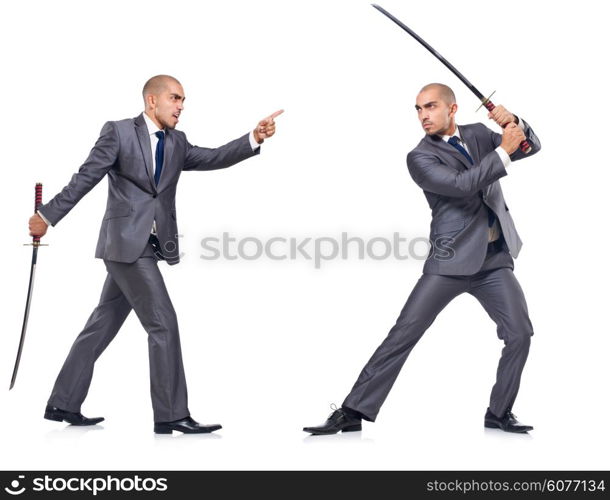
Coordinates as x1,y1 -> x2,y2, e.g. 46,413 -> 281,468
145,94 -> 156,110
449,103 -> 458,118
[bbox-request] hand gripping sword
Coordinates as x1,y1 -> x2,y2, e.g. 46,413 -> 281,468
10,183 -> 47,390
372,4 -> 531,153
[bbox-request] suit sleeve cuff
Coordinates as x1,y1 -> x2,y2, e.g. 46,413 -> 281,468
514,114 -> 525,131
495,146 -> 511,168
37,209 -> 52,226
249,130 -> 261,150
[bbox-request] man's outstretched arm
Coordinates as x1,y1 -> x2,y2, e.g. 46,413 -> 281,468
183,110 -> 283,171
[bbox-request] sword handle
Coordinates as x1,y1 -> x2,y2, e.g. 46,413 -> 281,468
483,101 -> 532,154
34,183 -> 43,245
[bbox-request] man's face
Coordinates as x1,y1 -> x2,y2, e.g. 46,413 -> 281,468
149,81 -> 185,130
415,88 -> 457,136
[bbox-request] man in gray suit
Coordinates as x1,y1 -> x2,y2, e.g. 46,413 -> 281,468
28,74 -> 282,434
304,83 -> 540,435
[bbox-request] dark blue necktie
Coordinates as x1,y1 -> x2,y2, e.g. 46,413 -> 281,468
154,131 -> 165,185
448,135 -> 473,165
448,136 -> 496,228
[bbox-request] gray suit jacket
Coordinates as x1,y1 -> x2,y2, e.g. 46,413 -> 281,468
407,119 -> 541,276
39,113 -> 259,265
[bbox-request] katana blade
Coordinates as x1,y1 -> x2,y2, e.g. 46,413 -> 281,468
372,3 -> 485,100
371,4 -> 531,153
10,183 -> 45,390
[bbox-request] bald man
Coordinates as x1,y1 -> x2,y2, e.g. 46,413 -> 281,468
29,75 -> 283,434
304,83 -> 540,435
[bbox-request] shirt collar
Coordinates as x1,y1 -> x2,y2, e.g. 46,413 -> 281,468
142,112 -> 164,136
442,125 -> 462,143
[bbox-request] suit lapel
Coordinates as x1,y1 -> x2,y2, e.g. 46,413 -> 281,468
134,113 -> 156,191
459,125 -> 481,166
424,134 -> 472,169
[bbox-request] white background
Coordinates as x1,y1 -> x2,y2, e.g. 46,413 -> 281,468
0,0 -> 608,470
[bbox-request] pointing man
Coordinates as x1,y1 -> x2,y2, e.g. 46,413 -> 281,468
29,74 -> 282,434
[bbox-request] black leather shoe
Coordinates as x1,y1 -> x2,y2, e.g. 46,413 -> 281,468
303,406 -> 362,435
484,408 -> 533,433
154,416 -> 222,434
44,405 -> 104,426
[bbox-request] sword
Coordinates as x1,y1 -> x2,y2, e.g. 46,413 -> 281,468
371,3 -> 532,154
10,183 -> 47,390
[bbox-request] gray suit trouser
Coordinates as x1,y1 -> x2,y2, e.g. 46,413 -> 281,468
342,242 -> 533,421
47,242 -> 189,423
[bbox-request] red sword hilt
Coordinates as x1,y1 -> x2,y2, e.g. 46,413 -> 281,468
25,183 -> 47,248
33,183 -> 43,246
481,97 -> 532,154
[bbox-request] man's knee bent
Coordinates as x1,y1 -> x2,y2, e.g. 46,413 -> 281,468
500,327 -> 532,351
